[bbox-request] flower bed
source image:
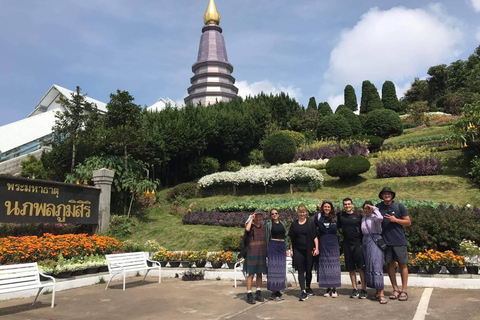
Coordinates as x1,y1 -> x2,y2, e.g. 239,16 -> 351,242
211,198 -> 447,213
376,147 -> 442,178
293,139 -> 369,161
0,233 -> 123,264
198,167 -> 324,189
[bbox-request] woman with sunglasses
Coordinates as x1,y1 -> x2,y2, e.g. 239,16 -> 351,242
289,204 -> 319,301
315,200 -> 341,297
265,208 -> 288,301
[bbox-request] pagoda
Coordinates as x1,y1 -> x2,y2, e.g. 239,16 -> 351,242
184,0 -> 238,105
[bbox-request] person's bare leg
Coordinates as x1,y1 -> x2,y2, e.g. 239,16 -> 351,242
388,262 -> 399,298
349,271 -> 357,289
398,263 -> 408,297
246,274 -> 254,291
256,273 -> 262,289
359,269 -> 366,290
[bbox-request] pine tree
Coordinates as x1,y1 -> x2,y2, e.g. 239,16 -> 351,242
318,102 -> 333,116
344,85 -> 358,112
307,97 -> 317,111
382,81 -> 400,112
360,81 -> 371,114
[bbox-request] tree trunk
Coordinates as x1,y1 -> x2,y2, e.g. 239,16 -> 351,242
71,138 -> 76,173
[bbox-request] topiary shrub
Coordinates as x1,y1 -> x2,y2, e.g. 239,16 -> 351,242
263,132 -> 297,165
325,155 -> 371,180
224,160 -> 242,172
249,149 -> 264,165
363,108 -> 403,138
166,182 -> 200,202
317,114 -> 353,140
354,134 -> 385,152
335,105 -> 362,135
280,130 -> 306,147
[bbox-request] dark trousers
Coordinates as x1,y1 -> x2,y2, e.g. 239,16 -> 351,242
294,248 -> 313,291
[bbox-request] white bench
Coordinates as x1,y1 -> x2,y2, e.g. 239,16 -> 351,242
0,263 -> 55,308
105,252 -> 161,291
234,257 -> 297,289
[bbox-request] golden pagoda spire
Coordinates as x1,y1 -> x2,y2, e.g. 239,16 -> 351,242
203,0 -> 221,25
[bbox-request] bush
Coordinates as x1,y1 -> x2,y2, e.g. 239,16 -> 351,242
188,156 -> 220,178
263,131 -> 297,165
406,206 -> 480,252
280,130 -> 306,147
317,114 -> 353,140
166,182 -> 199,202
0,223 -> 87,237
224,160 -> 242,172
221,233 -> 243,251
249,149 -> 264,165
363,108 -> 403,138
105,215 -> 138,239
326,155 -> 371,180
294,139 -> 369,161
354,135 -> 385,152
375,147 -> 442,178
468,156 -> 480,186
335,105 -> 362,135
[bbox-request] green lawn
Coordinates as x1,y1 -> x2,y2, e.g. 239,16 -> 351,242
384,126 -> 450,145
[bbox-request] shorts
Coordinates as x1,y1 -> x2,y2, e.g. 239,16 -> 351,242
343,243 -> 365,271
385,245 -> 408,264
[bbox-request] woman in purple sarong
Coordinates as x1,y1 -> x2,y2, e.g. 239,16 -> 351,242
361,201 -> 387,304
315,200 -> 341,297
265,208 -> 288,301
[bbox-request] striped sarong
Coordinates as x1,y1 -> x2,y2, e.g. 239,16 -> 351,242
318,233 -> 341,288
267,240 -> 286,291
363,233 -> 384,289
243,224 -> 267,275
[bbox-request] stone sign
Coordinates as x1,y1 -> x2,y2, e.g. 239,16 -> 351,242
0,175 -> 100,224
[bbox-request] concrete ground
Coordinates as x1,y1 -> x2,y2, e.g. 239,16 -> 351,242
1,278 -> 479,320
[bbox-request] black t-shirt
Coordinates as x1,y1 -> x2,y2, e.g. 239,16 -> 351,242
337,210 -> 363,245
376,201 -> 408,246
271,221 -> 286,240
293,222 -> 308,250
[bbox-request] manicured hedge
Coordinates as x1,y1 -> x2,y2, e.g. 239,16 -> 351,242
326,155 -> 371,180
363,108 -> 403,138
166,182 -> 200,202
317,114 -> 352,140
263,131 -> 297,165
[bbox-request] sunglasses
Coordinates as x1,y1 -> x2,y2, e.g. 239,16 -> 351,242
270,212 -> 279,216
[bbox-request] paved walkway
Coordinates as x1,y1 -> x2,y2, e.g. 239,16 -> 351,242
1,278 -> 479,320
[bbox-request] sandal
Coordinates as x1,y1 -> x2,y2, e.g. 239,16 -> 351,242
389,289 -> 401,300
398,291 -> 409,301
370,295 -> 380,301
379,297 -> 388,304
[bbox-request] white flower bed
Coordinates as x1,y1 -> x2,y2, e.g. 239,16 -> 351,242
198,166 -> 324,188
400,112 -> 452,119
241,159 -> 329,171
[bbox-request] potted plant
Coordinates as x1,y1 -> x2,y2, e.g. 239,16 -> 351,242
38,259 -> 56,281
194,250 -> 208,268
459,240 -> 480,274
168,252 -> 181,267
207,252 -> 223,268
182,269 -> 205,281
442,251 -> 465,275
152,249 -> 169,267
222,251 -> 237,269
53,254 -> 72,278
408,252 -> 421,273
415,249 -> 443,274
180,250 -> 194,268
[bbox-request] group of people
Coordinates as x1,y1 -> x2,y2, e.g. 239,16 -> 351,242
242,187 -> 411,304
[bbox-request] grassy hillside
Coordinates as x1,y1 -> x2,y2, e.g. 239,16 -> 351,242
125,125 -> 479,250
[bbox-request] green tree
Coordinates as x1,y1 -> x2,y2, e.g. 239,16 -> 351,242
408,101 -> 429,126
104,90 -> 144,171
307,97 -> 317,111
20,154 -> 52,179
360,80 -> 382,114
335,105 -> 362,135
344,85 -> 358,111
382,81 -> 400,112
263,131 -> 297,165
317,114 -> 352,140
403,78 -> 429,104
363,108 -> 403,138
52,86 -> 100,172
318,102 -> 333,116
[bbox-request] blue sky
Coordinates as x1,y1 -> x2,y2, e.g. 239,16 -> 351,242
1,0 -> 479,126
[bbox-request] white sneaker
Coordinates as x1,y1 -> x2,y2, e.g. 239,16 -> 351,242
323,289 -> 332,297
331,289 -> 338,298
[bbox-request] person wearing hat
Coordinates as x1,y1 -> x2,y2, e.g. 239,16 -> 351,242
244,209 -> 267,304
376,187 -> 411,302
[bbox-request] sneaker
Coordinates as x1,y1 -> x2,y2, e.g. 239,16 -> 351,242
350,289 -> 359,298
247,292 -> 256,304
255,290 -> 265,302
270,292 -> 277,300
323,288 -> 332,297
299,290 -> 308,301
275,291 -> 284,300
359,289 -> 368,299
306,287 -> 315,296
331,289 -> 338,298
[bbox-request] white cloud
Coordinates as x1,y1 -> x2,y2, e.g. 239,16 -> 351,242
236,80 -> 302,99
476,26 -> 480,41
470,0 -> 480,12
327,94 -> 344,112
322,5 -> 463,94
